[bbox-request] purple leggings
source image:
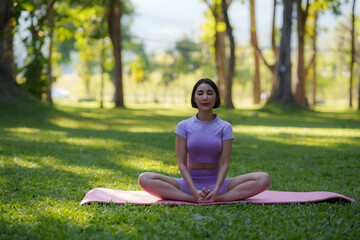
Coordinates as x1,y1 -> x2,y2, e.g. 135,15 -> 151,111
174,168 -> 233,196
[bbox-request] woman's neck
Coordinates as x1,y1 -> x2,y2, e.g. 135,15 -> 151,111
197,111 -> 215,122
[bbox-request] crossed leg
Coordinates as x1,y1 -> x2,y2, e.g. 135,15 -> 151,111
138,171 -> 271,203
215,172 -> 271,202
138,172 -> 196,202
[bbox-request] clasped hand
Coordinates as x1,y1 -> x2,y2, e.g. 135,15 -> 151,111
194,188 -> 218,203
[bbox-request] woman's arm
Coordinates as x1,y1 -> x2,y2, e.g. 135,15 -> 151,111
175,135 -> 205,202
204,139 -> 232,202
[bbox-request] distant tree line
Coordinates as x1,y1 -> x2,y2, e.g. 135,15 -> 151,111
0,0 -> 359,110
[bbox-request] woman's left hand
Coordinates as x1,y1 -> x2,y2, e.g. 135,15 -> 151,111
201,190 -> 218,203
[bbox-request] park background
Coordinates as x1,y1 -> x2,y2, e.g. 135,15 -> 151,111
1,0 -> 360,108
0,0 -> 360,239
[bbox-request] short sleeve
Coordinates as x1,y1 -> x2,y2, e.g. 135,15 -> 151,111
175,120 -> 187,139
222,123 -> 233,140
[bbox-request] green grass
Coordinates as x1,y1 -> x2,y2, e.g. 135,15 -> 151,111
0,103 -> 359,239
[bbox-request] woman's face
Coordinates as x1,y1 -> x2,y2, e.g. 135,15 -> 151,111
194,83 -> 217,111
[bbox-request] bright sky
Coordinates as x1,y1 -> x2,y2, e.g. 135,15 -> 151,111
131,0 -> 359,53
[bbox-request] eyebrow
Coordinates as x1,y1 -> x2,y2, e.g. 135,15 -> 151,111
196,89 -> 214,93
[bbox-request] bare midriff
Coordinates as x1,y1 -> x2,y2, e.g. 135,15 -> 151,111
188,162 -> 219,169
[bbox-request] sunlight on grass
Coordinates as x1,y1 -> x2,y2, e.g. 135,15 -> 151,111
122,158 -> 178,173
314,103 -> 358,112
234,125 -> 360,137
233,125 -> 360,147
13,157 -> 41,169
49,117 -> 108,130
6,127 -> 68,137
1,104 -> 359,239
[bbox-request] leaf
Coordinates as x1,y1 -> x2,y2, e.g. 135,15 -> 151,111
216,22 -> 226,32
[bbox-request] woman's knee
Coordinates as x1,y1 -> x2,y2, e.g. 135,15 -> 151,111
138,172 -> 153,188
257,172 -> 271,189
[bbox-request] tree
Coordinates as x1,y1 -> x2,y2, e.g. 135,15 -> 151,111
309,4 -> 318,106
18,0 -> 56,100
349,0 -> 356,107
203,0 -> 233,107
251,0 -> 279,103
108,0 -> 124,108
295,0 -> 344,107
271,0 -> 295,104
46,3 -> 55,105
294,0 -> 310,106
73,0 -> 130,107
221,0 -> 235,108
71,5 -> 109,100
358,69 -> 360,110
0,0 -> 31,105
334,7 -> 360,106
158,36 -> 202,85
249,0 -> 261,104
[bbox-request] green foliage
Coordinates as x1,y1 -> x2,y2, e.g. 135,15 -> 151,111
129,56 -> 147,83
21,56 -> 49,99
158,36 -> 210,85
0,104 -> 359,239
14,0 -> 54,100
53,2 -> 79,64
200,9 -> 216,62
125,40 -> 150,83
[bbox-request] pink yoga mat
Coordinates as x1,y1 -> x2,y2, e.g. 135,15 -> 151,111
80,188 -> 355,206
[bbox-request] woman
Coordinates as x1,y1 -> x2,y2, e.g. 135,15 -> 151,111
138,78 -> 271,203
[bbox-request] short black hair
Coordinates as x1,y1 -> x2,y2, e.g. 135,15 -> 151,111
191,78 -> 221,109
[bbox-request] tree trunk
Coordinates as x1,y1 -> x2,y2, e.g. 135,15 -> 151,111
271,0 -> 278,57
0,0 -> 30,105
100,42 -> 105,109
358,70 -> 360,110
272,0 -> 295,104
46,4 -> 55,105
267,0 -> 279,103
349,0 -> 356,108
295,0 -> 309,106
207,1 -> 234,107
250,0 -> 261,104
5,7 -> 16,80
312,9 -> 318,106
215,20 -> 227,105
222,0 -> 234,108
108,0 -> 124,108
254,0 -> 278,103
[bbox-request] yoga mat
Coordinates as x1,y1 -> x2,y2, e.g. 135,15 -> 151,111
80,188 -> 355,206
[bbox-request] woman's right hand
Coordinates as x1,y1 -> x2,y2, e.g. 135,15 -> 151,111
192,188 -> 211,203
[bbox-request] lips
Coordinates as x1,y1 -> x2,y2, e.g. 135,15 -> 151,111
201,103 -> 210,106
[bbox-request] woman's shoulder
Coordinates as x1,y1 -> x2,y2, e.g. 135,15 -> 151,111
178,115 -> 196,124
216,116 -> 233,139
216,115 -> 232,127
175,115 -> 196,139
176,115 -> 196,129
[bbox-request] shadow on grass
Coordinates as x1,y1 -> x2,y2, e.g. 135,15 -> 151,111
0,105 -> 359,205
0,104 -> 359,240
220,108 -> 360,129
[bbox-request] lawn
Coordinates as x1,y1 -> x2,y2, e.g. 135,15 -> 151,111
0,103 -> 359,239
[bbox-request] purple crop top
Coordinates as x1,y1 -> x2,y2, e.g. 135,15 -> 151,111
175,114 -> 234,164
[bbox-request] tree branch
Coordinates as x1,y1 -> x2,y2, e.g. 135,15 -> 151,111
37,0 -> 56,29
205,0 -> 216,16
271,0 -> 277,56
304,0 -> 310,19
305,53 -> 315,78
226,0 -> 233,9
252,43 -> 275,72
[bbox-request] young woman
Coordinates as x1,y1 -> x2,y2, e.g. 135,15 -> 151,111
138,78 -> 271,203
